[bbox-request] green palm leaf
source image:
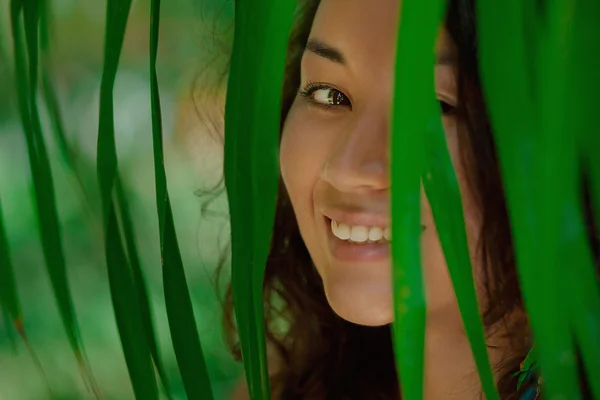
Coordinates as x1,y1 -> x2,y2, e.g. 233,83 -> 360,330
115,176 -> 174,399
0,197 -> 51,392
422,96 -> 500,399
224,0 -> 296,398
149,0 -> 213,398
0,198 -> 21,341
477,0 -> 600,397
550,0 -> 600,396
477,1 -> 581,396
389,0 -> 447,398
9,0 -> 97,395
97,0 -> 159,398
38,0 -> 97,213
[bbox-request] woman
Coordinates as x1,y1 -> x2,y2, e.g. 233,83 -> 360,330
223,0 -> 598,398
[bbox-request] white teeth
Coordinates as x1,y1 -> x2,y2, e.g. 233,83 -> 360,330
368,226 -> 383,241
383,227 -> 391,241
350,226 -> 369,242
331,220 -> 390,243
331,220 -> 351,240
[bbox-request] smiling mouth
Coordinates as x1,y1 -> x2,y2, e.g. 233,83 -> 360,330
324,217 -> 391,262
329,219 -> 391,244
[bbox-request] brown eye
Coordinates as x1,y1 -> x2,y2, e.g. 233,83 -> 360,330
312,88 -> 352,107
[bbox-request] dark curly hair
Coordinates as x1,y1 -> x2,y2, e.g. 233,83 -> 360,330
218,0 -> 599,398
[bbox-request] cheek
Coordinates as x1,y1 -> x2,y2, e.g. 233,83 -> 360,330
280,103 -> 323,204
279,101 -> 333,264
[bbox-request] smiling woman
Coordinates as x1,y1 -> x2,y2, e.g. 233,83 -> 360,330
223,0 -> 599,399
281,2 -> 465,330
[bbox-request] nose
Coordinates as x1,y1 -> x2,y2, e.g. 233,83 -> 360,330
320,107 -> 390,193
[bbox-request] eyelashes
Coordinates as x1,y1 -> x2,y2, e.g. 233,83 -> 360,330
299,81 -> 457,115
299,81 -> 352,110
438,99 -> 456,116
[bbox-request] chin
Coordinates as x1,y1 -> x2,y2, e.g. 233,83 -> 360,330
323,278 -> 394,326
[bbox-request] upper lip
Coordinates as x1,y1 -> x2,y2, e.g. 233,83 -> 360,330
321,206 -> 390,228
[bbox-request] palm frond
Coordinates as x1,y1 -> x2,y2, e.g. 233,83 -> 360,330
97,0 -> 160,398
223,0 -> 296,398
9,0 -> 98,395
476,0 -> 600,397
149,0 -> 214,398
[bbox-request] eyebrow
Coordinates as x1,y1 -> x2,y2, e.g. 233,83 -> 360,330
305,38 -> 347,65
306,37 -> 456,67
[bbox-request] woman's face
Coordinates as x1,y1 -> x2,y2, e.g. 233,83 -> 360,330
280,0 -> 480,326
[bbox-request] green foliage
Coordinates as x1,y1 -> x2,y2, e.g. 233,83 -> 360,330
8,0 -> 97,394
223,0 -> 296,398
149,0 -> 214,398
97,0 -> 161,397
389,0 -> 499,398
223,0 -> 600,399
116,176 -> 173,398
388,0 -> 438,397
2,0 -> 238,398
0,198 -> 20,336
477,0 -> 600,398
3,0 -> 600,399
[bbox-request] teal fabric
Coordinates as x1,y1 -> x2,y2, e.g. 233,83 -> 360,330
518,368 -> 540,400
517,348 -> 540,400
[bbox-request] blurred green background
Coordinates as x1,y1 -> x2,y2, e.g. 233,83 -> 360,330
0,0 -> 239,398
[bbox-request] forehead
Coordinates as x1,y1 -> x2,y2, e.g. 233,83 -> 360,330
310,0 -> 400,69
307,0 -> 456,74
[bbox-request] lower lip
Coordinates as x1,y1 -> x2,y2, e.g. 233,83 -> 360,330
326,219 -> 390,262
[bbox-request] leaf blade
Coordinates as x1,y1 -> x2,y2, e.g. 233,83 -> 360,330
97,0 -> 160,398
11,1 -> 97,393
224,0 -> 296,398
149,0 -> 214,398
